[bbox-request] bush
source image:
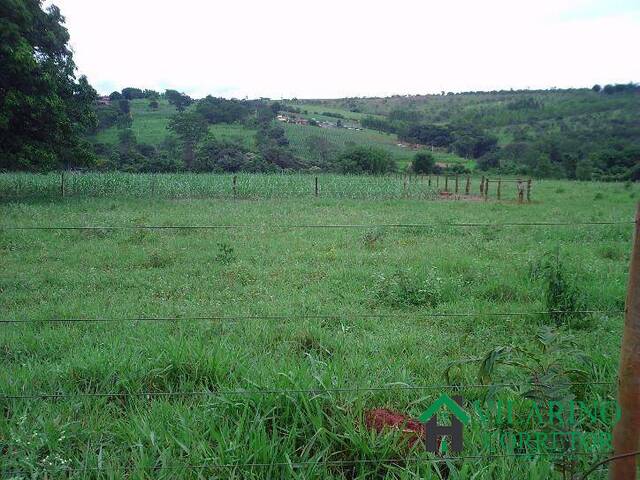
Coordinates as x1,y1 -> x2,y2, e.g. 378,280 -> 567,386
412,152 -> 435,174
338,146 -> 396,174
194,135 -> 250,172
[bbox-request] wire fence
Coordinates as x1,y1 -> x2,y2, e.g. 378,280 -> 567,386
1,216 -> 634,478
0,380 -> 617,401
0,309 -> 624,324
0,220 -> 634,231
0,172 -> 532,201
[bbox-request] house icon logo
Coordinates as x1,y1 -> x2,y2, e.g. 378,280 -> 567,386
418,395 -> 469,453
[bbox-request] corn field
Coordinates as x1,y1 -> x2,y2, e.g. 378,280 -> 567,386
0,172 -> 440,200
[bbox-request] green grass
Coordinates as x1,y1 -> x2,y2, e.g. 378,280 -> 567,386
93,99 -> 178,145
1,175 -> 635,478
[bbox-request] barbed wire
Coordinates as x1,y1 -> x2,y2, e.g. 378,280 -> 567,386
0,309 -> 623,325
0,380 -> 615,401
0,220 -> 634,231
0,451 -> 606,475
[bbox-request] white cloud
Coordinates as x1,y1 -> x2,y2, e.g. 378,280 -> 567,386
50,0 -> 640,98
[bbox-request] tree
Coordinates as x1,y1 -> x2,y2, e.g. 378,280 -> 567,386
412,152 -> 435,174
121,87 -> 144,100
109,91 -> 123,100
0,0 -> 97,171
575,157 -> 593,181
165,89 -> 192,111
591,84 -> 601,93
118,99 -> 130,115
338,146 -> 396,174
195,135 -> 250,172
167,112 -> 208,169
195,96 -> 253,124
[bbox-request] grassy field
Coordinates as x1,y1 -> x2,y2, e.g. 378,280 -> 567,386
0,175 -> 636,478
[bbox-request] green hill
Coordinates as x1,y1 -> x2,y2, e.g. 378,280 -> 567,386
90,86 -> 639,178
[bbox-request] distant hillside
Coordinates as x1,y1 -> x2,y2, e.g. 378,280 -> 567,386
89,85 -> 639,179
289,86 -> 640,180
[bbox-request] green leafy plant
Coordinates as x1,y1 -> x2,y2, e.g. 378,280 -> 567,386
445,326 -> 592,402
214,242 -> 236,265
372,268 -> 443,308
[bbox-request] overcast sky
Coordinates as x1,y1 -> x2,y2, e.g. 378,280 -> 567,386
49,0 -> 639,99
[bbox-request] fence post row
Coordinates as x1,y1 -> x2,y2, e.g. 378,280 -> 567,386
611,203 -> 640,479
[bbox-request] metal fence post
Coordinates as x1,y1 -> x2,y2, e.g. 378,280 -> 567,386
611,203 -> 640,479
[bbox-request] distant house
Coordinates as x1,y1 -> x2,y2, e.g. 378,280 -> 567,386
96,96 -> 111,106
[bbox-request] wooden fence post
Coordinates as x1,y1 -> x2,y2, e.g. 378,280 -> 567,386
484,179 -> 489,201
428,175 -> 431,187
436,175 -> 439,188
60,171 -> 65,198
611,203 -> 640,479
480,176 -> 485,195
233,175 -> 237,197
403,175 -> 407,197
497,179 -> 501,200
315,176 -> 318,197
445,175 -> 449,192
465,176 -> 470,195
455,175 -> 459,194
527,179 -> 532,203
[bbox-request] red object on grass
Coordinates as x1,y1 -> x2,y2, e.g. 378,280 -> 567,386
364,408 -> 425,447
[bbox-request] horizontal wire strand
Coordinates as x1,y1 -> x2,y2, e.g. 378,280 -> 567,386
0,381 -> 615,400
0,221 -> 634,231
0,310 -> 624,324
0,451 -> 605,473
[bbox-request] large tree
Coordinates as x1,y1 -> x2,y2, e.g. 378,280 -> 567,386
167,112 -> 208,169
0,0 -> 97,171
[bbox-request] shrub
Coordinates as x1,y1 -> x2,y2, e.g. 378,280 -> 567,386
412,152 -> 435,174
338,146 -> 396,175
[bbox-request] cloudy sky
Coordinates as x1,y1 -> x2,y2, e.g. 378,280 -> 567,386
49,0 -> 639,99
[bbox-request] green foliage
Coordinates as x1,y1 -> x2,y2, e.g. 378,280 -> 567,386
372,268 -> 443,308
194,135 -> 252,172
167,112 -> 208,169
214,242 -> 236,265
164,89 -> 192,112
195,96 -> 253,124
338,146 -> 396,174
0,0 -> 97,171
412,151 -> 435,174
530,251 -> 585,327
446,327 -> 591,402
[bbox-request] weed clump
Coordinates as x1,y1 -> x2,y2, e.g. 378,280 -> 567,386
144,250 -> 173,269
361,229 -> 385,248
215,242 -> 236,265
372,268 -> 443,308
531,250 -> 584,326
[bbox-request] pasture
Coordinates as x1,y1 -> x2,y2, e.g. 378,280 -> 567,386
0,174 -> 636,479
